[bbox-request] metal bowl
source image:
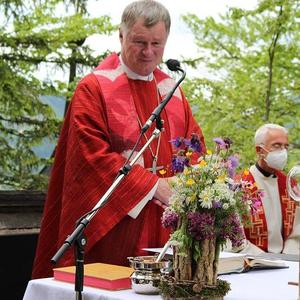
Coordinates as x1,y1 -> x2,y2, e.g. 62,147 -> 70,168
128,256 -> 171,295
130,270 -> 161,294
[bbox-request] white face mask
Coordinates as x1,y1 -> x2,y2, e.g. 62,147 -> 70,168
264,148 -> 288,170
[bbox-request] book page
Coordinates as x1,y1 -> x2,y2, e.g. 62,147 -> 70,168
218,252 -> 246,274
246,257 -> 288,269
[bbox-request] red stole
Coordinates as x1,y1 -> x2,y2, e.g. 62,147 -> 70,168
243,170 -> 296,252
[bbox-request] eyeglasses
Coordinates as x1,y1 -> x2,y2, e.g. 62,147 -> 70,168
260,143 -> 289,151
269,143 -> 289,151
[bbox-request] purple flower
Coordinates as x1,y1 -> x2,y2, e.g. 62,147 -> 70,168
171,155 -> 189,173
187,212 -> 215,240
242,188 -> 263,215
213,137 -> 227,149
186,133 -> 202,153
223,137 -> 233,149
162,209 -> 178,231
218,213 -> 245,247
170,137 -> 185,149
227,155 -> 239,178
212,201 -> 222,209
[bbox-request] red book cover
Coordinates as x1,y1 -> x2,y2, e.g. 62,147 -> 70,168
53,263 -> 133,290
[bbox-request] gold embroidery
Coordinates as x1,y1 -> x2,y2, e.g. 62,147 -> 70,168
248,212 -> 268,247
282,195 -> 296,237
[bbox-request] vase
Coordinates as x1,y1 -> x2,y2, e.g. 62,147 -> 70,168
158,216 -> 230,299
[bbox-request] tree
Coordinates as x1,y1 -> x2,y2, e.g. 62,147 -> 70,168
182,0 -> 300,170
0,0 -> 116,189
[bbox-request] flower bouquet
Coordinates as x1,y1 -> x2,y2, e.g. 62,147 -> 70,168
159,134 -> 262,300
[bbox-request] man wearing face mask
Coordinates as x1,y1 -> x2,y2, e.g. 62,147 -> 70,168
241,123 -> 300,255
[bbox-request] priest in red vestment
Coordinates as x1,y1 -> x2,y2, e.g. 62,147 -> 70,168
241,123 -> 300,255
32,0 -> 206,279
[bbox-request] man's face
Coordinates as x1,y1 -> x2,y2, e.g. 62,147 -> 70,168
261,129 -> 289,153
119,18 -> 168,76
256,128 -> 289,171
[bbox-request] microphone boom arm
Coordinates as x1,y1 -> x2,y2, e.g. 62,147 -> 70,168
141,66 -> 186,133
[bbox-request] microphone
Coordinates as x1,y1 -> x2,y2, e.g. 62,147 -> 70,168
141,59 -> 186,133
166,59 -> 182,72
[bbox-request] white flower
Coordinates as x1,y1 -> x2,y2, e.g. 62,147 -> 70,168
205,179 -> 213,185
229,198 -> 236,206
223,203 -> 229,209
198,188 -> 214,208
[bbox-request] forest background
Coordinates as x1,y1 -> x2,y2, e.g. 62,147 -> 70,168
0,0 -> 299,190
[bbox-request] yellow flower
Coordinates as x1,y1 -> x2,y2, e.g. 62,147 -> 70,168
216,175 -> 225,183
186,178 -> 195,185
243,169 -> 249,176
199,160 -> 207,167
183,168 -> 191,175
190,193 -> 197,202
186,193 -> 197,204
186,151 -> 193,157
159,169 -> 167,175
207,149 -> 212,155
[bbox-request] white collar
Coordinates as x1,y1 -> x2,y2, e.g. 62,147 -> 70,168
119,56 -> 154,81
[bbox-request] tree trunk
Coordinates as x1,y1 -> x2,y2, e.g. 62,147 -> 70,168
173,245 -> 193,281
173,217 -> 193,280
193,238 -> 218,286
173,237 -> 219,286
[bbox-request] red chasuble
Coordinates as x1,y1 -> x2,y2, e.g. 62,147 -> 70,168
32,53 -> 206,279
243,169 -> 296,252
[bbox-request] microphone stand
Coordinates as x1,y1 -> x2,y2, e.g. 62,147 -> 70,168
51,61 -> 185,300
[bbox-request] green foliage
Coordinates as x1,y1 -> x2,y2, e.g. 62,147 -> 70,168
0,60 -> 59,189
0,0 -> 116,189
182,0 -> 300,172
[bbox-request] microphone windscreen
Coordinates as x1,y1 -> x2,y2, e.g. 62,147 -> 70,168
166,59 -> 181,71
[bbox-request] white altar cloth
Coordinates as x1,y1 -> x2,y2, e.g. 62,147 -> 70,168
23,261 -> 299,300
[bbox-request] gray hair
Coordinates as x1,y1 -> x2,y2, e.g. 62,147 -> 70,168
120,0 -> 171,34
254,123 -> 288,145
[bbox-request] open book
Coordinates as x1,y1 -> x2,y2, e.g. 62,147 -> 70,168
218,252 -> 288,274
143,248 -> 288,275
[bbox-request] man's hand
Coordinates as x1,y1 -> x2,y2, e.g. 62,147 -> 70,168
153,177 -> 174,208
